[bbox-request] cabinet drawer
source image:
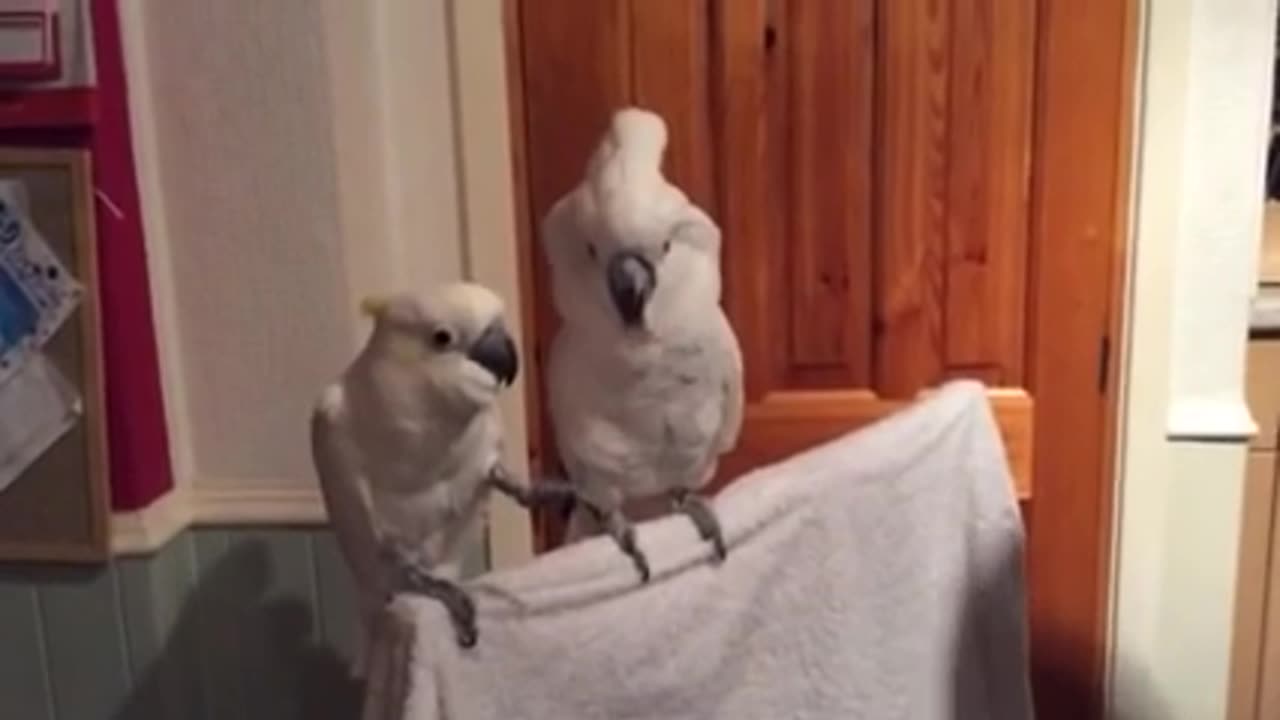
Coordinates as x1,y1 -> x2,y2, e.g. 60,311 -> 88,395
1247,340 -> 1280,450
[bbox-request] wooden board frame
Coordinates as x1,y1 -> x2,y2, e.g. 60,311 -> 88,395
501,1 -> 1138,717
0,148 -> 109,563
1025,0 -> 1138,715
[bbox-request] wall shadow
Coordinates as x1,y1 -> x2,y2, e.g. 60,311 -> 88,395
111,539 -> 362,720
951,532 -> 1174,720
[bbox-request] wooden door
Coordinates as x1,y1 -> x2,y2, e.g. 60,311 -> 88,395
504,1 -> 1135,717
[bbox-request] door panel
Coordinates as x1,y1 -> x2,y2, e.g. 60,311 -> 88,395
506,1 -> 1132,716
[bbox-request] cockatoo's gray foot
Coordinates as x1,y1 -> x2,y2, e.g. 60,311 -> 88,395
381,547 -> 477,648
399,566 -> 477,648
486,464 -> 578,515
586,503 -> 651,583
672,489 -> 727,562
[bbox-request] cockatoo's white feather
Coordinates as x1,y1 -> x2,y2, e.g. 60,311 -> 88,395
542,107 -> 744,552
310,282 -> 518,667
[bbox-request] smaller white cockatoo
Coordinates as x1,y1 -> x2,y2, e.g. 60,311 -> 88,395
542,107 -> 745,581
310,283 -> 570,661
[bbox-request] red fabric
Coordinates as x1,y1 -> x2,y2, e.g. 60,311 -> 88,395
88,0 -> 174,510
0,1 -> 176,510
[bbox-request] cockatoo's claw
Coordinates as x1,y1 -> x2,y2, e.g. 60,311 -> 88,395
398,566 -> 479,650
455,618 -> 478,649
627,538 -> 652,584
587,503 -> 652,583
673,490 -> 727,563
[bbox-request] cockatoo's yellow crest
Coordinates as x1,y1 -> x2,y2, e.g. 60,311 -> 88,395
359,295 -> 389,318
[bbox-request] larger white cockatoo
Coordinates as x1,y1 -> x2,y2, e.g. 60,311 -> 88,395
310,283 -> 570,662
541,107 -> 745,581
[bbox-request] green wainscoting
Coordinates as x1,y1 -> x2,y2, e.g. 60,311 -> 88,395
0,527 -> 487,720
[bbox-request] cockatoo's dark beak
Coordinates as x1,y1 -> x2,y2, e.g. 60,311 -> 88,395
467,322 -> 518,386
607,250 -> 655,328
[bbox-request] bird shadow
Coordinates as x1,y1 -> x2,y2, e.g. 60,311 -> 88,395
110,537 -> 363,720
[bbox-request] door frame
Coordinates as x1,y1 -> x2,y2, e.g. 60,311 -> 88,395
498,1 -> 1138,716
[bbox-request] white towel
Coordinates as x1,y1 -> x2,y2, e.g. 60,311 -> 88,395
364,380 -> 1035,720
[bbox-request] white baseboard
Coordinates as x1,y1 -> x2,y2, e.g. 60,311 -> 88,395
110,482 -> 330,556
109,481 -> 533,563
110,488 -> 192,555
191,485 -> 328,525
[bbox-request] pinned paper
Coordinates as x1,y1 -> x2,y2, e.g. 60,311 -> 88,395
0,180 -> 83,385
0,352 -> 80,495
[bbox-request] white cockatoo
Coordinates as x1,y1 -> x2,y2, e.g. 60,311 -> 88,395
541,107 -> 745,581
310,283 -> 569,662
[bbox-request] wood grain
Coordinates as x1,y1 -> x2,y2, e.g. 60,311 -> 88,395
715,389 -> 1033,499
875,0 -> 950,397
1025,0 -> 1138,715
713,0 -> 774,399
631,0 -> 715,212
1262,463 -> 1280,718
1248,340 -> 1280,450
516,0 -> 632,342
1231,340 -> 1280,718
943,0 -> 1034,383
783,0 -> 875,387
1229,451 -> 1276,720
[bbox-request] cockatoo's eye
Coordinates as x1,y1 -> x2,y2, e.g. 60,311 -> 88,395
430,328 -> 453,349
587,242 -> 598,262
662,240 -> 671,255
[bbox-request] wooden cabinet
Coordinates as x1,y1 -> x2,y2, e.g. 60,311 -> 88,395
1231,338 -> 1280,719
1261,203 -> 1280,283
504,2 -> 1136,717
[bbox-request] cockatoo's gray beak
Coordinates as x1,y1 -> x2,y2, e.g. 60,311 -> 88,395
467,322 -> 518,386
607,250 -> 655,328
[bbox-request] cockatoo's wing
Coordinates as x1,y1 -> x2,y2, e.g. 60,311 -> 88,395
714,309 -> 745,455
310,383 -> 383,600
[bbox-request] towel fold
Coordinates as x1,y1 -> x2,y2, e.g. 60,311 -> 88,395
366,380 -> 1035,720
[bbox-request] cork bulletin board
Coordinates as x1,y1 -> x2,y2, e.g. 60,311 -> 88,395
0,148 -> 108,563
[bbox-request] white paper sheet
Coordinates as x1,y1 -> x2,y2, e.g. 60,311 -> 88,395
0,179 -> 84,386
0,352 -> 81,495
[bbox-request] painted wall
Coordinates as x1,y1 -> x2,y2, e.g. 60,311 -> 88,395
0,528 -> 484,720
1109,0 -> 1276,718
111,0 -> 536,549
128,0 -> 435,495
120,0 -> 536,526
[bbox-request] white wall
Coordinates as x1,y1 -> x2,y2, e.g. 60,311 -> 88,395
116,0 -> 535,564
134,0 -> 354,493
1110,0 -> 1275,717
